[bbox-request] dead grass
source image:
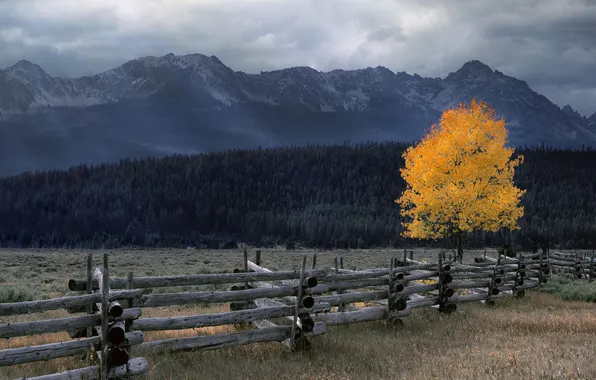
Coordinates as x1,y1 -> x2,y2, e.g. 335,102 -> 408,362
2,248 -> 596,379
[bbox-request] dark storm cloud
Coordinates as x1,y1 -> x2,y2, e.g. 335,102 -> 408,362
0,0 -> 594,116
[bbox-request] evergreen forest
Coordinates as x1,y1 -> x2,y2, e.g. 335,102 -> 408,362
0,142 -> 594,251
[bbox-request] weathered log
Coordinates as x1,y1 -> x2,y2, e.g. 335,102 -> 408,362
68,269 -> 328,291
315,291 -> 388,306
252,278 -> 387,293
108,321 -> 126,346
108,301 -> 123,318
392,297 -> 408,311
247,260 -> 321,289
500,281 -> 540,291
135,302 -> 329,331
252,298 -> 327,333
407,294 -> 440,308
68,326 -> 99,339
313,306 -> 388,325
229,301 -> 257,311
19,357 -> 149,380
251,319 -> 313,351
397,283 -> 439,296
0,331 -> 143,366
141,325 -> 293,353
0,308 -> 141,339
402,271 -> 440,282
444,288 -> 455,298
449,280 -> 491,289
304,276 -> 318,288
456,292 -> 504,303
139,285 -> 322,308
106,346 -> 129,366
0,290 -> 143,317
335,262 -> 440,278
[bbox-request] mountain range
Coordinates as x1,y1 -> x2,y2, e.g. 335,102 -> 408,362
1,53 -> 595,177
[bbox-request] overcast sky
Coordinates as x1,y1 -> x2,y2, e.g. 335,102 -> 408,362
1,0 -> 595,116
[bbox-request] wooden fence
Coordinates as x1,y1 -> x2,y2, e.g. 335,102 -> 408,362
1,249 -> 553,378
545,250 -> 596,281
0,253 -> 147,380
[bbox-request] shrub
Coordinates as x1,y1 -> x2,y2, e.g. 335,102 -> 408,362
540,274 -> 596,302
0,284 -> 37,303
498,244 -> 516,258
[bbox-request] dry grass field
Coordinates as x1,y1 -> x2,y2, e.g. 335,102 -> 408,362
2,248 -> 596,380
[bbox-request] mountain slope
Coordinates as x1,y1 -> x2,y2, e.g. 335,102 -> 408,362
0,54 -> 594,176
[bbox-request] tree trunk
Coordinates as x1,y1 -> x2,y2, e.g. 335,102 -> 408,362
457,231 -> 463,264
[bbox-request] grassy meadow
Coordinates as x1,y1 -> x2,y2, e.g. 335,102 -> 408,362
1,248 -> 596,379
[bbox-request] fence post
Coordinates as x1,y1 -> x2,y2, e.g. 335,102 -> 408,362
334,257 -> 344,312
437,253 -> 455,313
126,271 -> 135,357
538,250 -> 544,288
387,258 -> 395,315
255,250 -> 262,266
403,249 -> 408,266
86,252 -> 94,339
290,255 -> 307,352
513,253 -> 525,298
100,253 -> 109,380
243,248 -> 248,273
311,253 -> 317,270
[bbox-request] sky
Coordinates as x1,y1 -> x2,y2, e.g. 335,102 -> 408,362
1,0 -> 595,117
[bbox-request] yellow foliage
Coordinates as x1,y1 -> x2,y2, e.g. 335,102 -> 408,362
396,99 -> 525,240
415,278 -> 437,285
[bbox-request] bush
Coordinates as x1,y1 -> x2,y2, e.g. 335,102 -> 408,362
221,240 -> 238,249
540,274 -> 596,302
498,244 -> 516,258
0,284 -> 37,303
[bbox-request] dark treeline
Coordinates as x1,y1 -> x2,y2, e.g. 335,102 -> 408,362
0,142 -> 595,250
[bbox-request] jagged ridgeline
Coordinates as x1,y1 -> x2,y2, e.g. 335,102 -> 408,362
0,142 -> 595,249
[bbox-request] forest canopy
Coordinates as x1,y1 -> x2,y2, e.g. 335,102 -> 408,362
0,142 -> 594,250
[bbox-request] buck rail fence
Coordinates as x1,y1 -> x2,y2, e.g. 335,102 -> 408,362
2,249 -> 552,378
544,250 -> 596,281
0,253 -> 148,380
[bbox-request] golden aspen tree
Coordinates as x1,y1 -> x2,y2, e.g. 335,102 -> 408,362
396,99 -> 525,262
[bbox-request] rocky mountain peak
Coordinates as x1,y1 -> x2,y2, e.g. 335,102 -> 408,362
0,53 -> 594,150
562,104 -> 583,119
449,60 -> 494,79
